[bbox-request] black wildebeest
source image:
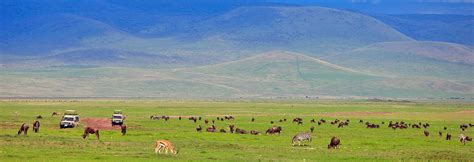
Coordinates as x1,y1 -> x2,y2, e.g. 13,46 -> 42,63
266,126 -> 282,135
446,133 -> 452,140
310,126 -> 315,133
219,128 -> 226,133
82,127 -> 100,140
196,125 -> 202,132
328,137 -> 340,149
121,125 -> 127,135
251,118 -> 255,122
443,126 -> 447,130
17,123 -> 29,135
36,115 -> 43,120
270,121 -> 274,124
32,120 -> 40,133
311,119 -> 316,123
424,130 -> 430,137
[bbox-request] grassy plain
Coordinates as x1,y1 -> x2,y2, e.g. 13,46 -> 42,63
0,99 -> 473,161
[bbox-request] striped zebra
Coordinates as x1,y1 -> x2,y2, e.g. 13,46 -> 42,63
292,132 -> 312,146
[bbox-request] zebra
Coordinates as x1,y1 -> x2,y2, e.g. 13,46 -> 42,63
292,132 -> 312,146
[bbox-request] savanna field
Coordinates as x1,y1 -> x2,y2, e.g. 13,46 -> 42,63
0,100 -> 473,161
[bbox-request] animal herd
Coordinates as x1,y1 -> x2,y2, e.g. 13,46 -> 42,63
12,112 -> 473,157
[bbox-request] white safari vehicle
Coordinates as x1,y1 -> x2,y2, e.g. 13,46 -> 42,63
60,110 -> 79,129
111,110 -> 124,126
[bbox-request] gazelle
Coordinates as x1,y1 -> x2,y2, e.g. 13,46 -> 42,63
155,140 -> 178,155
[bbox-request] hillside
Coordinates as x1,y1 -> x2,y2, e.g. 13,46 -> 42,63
323,41 -> 474,82
2,51 -> 472,98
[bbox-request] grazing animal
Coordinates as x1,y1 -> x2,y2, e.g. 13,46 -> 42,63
292,132 -> 312,146
251,118 -> 255,122
438,131 -> 442,137
121,125 -> 127,135
178,116 -> 182,120
459,134 -> 472,145
446,133 -> 452,140
424,130 -> 430,137
212,120 -> 215,124
51,112 -> 59,117
293,118 -> 303,123
219,129 -> 226,133
250,130 -> 260,135
359,120 -> 363,123
235,128 -> 247,134
310,126 -> 315,133
328,137 -> 341,149
317,121 -> 322,125
82,127 -> 100,140
196,125 -> 202,132
17,123 -> 29,135
460,124 -> 469,130
443,126 -> 447,130
229,125 -> 235,133
155,140 -> 178,155
266,126 -> 282,135
205,119 -> 209,124
206,125 -> 216,132
270,121 -> 274,124
36,115 -> 43,120
32,120 -> 40,133
311,119 -> 316,123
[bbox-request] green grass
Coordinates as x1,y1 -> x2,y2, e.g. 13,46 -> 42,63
0,100 -> 473,161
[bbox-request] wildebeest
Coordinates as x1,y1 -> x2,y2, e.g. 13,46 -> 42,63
82,127 -> 100,140
206,125 -> 216,132
229,125 -> 235,133
310,126 -> 315,133
17,123 -> 29,135
293,118 -> 303,123
366,123 -> 379,128
460,124 -> 469,130
251,118 -> 255,122
51,112 -> 60,117
32,120 -> 40,133
178,116 -> 182,120
423,130 -> 430,137
328,137 -> 340,149
270,121 -> 274,124
36,115 -> 43,120
121,125 -> 127,135
235,128 -> 247,134
150,116 -> 160,120
311,119 -> 316,123
224,116 -> 235,120
155,140 -> 178,155
459,134 -> 472,145
219,128 -> 226,133
292,132 -> 311,146
212,120 -> 215,124
446,133 -> 452,140
438,131 -> 442,137
250,130 -> 260,135
204,119 -> 209,124
196,125 -> 202,132
443,126 -> 447,130
412,124 -> 420,129
266,126 -> 282,135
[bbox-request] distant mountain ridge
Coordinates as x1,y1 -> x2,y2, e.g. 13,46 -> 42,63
1,1 -> 473,99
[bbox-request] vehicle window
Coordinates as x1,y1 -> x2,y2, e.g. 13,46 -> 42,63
63,117 -> 74,121
113,116 -> 122,119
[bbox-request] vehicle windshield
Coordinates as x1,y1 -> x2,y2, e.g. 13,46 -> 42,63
113,116 -> 122,119
63,117 -> 74,121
